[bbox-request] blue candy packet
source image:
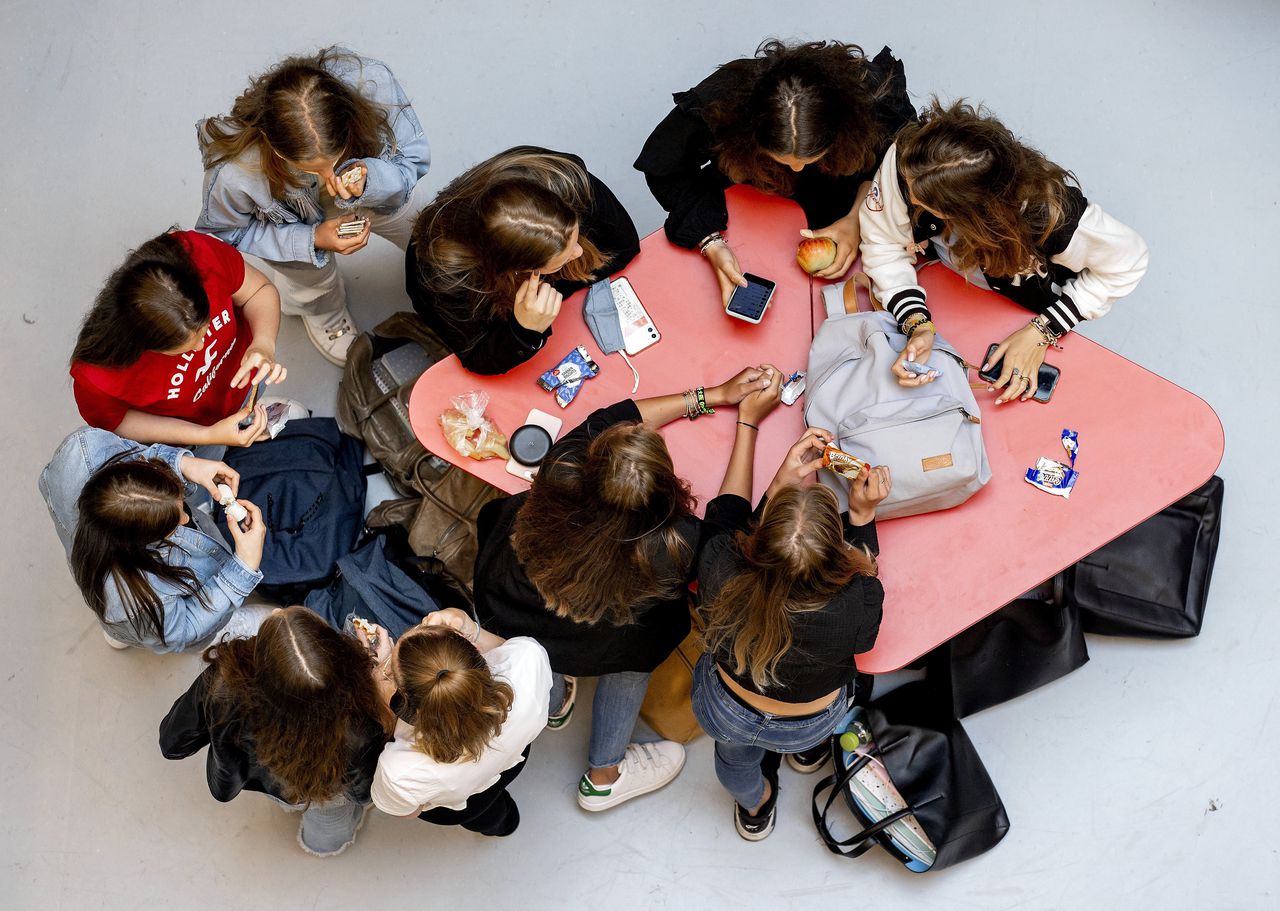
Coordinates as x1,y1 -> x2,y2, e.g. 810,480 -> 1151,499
537,346 -> 600,408
1025,457 -> 1078,498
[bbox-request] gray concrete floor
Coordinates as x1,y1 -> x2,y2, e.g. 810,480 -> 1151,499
3,1 -> 1278,908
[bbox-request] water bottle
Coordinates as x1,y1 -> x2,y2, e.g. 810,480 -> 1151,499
838,718 -> 873,753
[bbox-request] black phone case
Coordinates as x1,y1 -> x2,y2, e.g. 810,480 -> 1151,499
979,343 -> 1060,402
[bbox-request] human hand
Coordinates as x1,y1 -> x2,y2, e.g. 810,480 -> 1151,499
985,324 -> 1048,404
227,499 -> 266,571
703,242 -> 748,308
765,427 -> 833,499
848,464 -> 892,525
512,273 -> 563,333
737,364 -> 783,425
208,405 -> 269,447
354,621 -> 393,664
314,215 -> 371,255
230,345 -> 287,389
179,455 -> 239,501
801,215 -> 859,279
327,163 -> 367,199
892,330 -> 938,387
423,608 -> 478,638
707,365 -> 771,407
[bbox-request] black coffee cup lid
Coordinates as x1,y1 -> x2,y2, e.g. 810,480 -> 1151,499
510,424 -> 553,466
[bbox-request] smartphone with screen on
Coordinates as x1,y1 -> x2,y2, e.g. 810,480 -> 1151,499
726,273 -> 776,324
978,342 -> 1060,403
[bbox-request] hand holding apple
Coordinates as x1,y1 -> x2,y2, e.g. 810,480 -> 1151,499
800,215 -> 859,279
797,236 -> 838,275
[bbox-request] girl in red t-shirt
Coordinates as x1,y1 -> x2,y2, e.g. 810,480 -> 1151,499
70,231 -> 289,447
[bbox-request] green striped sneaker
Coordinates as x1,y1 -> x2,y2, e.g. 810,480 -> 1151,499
576,741 -> 686,812
548,676 -> 577,731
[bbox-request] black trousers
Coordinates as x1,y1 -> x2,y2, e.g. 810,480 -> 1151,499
417,745 -> 530,837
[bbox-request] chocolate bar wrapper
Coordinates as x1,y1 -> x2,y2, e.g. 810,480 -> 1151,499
1025,457 -> 1078,498
537,346 -> 600,408
822,444 -> 870,481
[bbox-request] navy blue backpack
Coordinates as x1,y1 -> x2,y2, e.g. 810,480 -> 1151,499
216,418 -> 366,603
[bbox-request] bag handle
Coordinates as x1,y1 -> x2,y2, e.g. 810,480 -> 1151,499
812,755 -> 918,859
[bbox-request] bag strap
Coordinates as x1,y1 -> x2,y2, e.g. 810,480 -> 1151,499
813,755 -> 918,859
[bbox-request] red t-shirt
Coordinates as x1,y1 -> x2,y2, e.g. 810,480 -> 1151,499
71,232 -> 255,430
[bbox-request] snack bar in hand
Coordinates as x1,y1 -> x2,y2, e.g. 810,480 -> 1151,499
821,444 -> 870,480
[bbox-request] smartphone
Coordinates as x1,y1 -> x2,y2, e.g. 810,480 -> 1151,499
610,276 -> 661,355
726,273 -> 776,324
979,342 -> 1060,403
237,380 -> 267,429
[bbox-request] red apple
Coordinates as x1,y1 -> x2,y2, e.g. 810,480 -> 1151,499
797,236 -> 838,274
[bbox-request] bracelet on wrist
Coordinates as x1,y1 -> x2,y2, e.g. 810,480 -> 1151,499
698,232 -> 726,256
907,319 -> 936,339
736,420 -> 759,432
900,313 -> 931,336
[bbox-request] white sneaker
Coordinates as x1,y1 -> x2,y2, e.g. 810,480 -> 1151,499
102,629 -> 130,650
576,741 -> 686,812
303,308 -> 359,366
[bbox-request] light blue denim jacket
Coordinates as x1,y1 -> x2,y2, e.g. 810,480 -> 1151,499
38,428 -> 263,653
195,49 -> 431,268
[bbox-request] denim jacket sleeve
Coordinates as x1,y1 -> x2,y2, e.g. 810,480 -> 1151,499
196,154 -> 327,268
146,540 -> 262,652
39,428 -> 192,557
331,55 -> 430,212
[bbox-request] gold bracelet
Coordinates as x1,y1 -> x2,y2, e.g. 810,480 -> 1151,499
907,319 -> 936,338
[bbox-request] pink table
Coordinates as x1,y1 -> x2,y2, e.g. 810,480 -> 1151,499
410,186 -> 1223,672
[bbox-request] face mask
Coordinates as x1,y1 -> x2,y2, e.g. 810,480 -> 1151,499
583,279 -> 627,355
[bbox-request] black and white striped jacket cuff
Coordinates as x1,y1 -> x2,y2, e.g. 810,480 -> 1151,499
886,289 -> 930,328
1042,294 -> 1084,336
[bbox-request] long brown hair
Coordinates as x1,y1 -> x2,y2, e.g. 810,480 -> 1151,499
702,485 -> 877,691
201,47 -> 397,199
705,40 -> 888,196
71,233 -> 209,369
411,146 -> 606,320
72,455 -> 203,645
511,423 -> 696,626
392,626 -> 514,764
896,99 -> 1076,278
204,608 -> 392,805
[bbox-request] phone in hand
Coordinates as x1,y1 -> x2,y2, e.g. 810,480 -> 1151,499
726,273 -> 776,324
979,342 -> 1060,403
237,380 -> 267,429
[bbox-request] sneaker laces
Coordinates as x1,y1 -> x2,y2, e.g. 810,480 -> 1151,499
320,313 -> 355,341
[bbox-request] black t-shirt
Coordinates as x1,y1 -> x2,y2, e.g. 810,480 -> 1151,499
405,147 -> 641,376
634,46 -> 916,248
696,493 -> 883,704
159,665 -> 388,805
473,400 -> 696,676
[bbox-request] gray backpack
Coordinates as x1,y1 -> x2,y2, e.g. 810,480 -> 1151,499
804,300 -> 991,520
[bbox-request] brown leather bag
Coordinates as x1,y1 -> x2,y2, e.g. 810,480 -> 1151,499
338,313 -> 505,589
639,607 -> 705,743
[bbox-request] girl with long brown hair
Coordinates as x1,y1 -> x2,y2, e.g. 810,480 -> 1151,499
39,427 -> 270,652
860,99 -> 1149,404
407,146 -> 640,374
196,47 -> 431,365
366,609 -> 552,837
692,399 -> 891,841
473,366 -> 774,812
635,39 -> 914,307
160,607 -> 393,856
70,230 -> 291,448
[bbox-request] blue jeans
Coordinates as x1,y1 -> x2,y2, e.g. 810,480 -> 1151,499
269,795 -> 367,856
550,671 -> 652,769
691,654 -> 847,809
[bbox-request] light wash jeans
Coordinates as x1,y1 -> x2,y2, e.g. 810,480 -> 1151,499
270,794 -> 369,857
550,671 -> 652,769
690,654 -> 848,809
268,175 -> 432,321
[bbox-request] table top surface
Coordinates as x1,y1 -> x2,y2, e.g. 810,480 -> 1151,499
409,186 -> 1224,672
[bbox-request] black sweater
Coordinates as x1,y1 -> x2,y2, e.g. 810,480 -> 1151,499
158,666 -> 388,805
696,493 -> 883,704
473,401 -> 696,676
405,149 -> 641,376
634,46 -> 915,248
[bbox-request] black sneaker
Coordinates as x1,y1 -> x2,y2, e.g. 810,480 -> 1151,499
785,742 -> 830,774
734,759 -> 780,841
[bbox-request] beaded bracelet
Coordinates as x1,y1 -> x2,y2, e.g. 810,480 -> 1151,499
694,386 -> 715,416
900,312 -> 930,336
1031,314 -> 1063,345
907,319 -> 936,339
698,232 -> 726,256
682,387 -> 715,419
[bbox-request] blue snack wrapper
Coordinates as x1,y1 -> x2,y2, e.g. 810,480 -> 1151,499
1025,457 -> 1078,499
537,346 -> 600,408
900,360 -> 935,377
1061,429 -> 1079,467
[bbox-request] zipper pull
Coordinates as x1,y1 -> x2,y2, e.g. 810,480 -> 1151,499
962,409 -> 981,425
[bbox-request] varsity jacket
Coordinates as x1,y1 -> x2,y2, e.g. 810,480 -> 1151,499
859,143 -> 1149,336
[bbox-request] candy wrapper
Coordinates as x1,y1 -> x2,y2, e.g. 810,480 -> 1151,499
439,390 -> 510,460
781,370 -> 806,406
1061,429 -> 1079,467
538,346 -> 600,408
822,444 -> 870,480
1025,457 -> 1078,498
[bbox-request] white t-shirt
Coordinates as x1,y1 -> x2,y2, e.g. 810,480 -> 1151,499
371,637 -> 553,815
